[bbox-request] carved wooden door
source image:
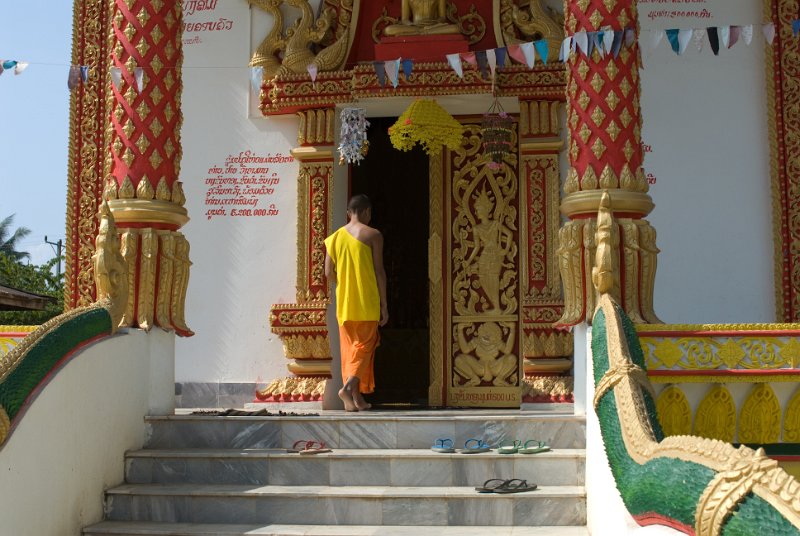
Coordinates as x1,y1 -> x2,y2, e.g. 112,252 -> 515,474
428,119 -> 522,407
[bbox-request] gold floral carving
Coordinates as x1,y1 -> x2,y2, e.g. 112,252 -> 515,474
522,375 -> 573,398
656,386 -> 692,437
694,386 -> 737,443
65,0 -> 111,309
256,376 -> 327,399
738,384 -> 781,444
429,151 -> 444,406
281,334 -> 332,359
120,230 -> 138,326
170,233 -> 192,334
640,334 -> 800,371
155,232 -> 175,329
136,228 -> 158,331
523,330 -> 573,358
785,388 -> 800,442
294,155 -> 333,304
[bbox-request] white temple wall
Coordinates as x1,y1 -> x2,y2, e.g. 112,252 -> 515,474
175,0 -> 778,399
639,0 -> 775,324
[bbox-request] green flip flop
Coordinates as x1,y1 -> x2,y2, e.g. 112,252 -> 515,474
497,440 -> 522,454
518,439 -> 550,454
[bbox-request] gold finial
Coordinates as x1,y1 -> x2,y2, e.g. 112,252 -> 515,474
93,201 -> 128,331
592,190 -> 614,295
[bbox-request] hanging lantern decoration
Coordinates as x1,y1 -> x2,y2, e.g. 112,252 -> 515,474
338,108 -> 370,166
481,99 -> 513,170
388,98 -> 463,155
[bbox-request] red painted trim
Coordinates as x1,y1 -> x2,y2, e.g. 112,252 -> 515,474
638,329 -> 800,337
770,455 -> 800,461
0,332 -> 36,338
633,513 -> 695,535
648,369 -> 800,377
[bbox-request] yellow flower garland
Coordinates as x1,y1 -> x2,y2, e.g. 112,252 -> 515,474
388,99 -> 464,155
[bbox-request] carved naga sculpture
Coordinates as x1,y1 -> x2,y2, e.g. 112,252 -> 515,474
249,0 -> 353,79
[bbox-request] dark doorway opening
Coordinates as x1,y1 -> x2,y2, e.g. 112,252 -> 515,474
350,117 -> 430,407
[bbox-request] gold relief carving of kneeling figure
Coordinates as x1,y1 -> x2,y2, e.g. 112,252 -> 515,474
454,322 -> 517,387
384,0 -> 460,36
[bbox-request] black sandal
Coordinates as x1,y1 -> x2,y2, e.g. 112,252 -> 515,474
493,478 -> 537,494
474,478 -> 511,493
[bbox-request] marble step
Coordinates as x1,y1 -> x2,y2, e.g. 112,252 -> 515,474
126,448 -> 585,487
104,484 -> 587,526
84,521 -> 590,535
144,412 -> 586,450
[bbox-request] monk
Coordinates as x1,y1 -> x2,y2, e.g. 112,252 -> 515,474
324,194 -> 389,411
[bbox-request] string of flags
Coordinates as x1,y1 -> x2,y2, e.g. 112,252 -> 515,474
0,20 -> 796,90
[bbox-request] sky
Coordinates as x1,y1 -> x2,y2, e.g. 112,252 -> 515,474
0,1 -> 73,266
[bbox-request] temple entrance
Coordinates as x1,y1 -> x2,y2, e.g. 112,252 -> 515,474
351,117 -> 430,407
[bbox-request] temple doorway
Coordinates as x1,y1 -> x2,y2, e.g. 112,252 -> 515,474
350,117 -> 430,407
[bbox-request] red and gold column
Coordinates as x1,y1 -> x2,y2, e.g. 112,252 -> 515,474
102,0 -> 192,335
557,0 -> 660,326
260,107 -> 335,401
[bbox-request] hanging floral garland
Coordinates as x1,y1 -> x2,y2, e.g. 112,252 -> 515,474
388,99 -> 463,156
338,108 -> 370,165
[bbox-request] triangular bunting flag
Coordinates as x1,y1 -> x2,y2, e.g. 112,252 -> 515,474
612,30 -> 624,57
110,66 -> 122,89
446,53 -> 463,79
520,42 -> 535,68
134,67 -> 144,92
603,29 -> 614,54
692,28 -> 706,52
250,66 -> 263,94
507,44 -> 526,65
0,63 -> 4,77
624,28 -> 636,47
14,62 -> 28,75
649,29 -> 664,52
475,50 -> 488,79
534,40 -> 548,65
763,22 -> 776,44
401,58 -> 413,79
665,29 -> 680,54
495,47 -> 507,68
793,20 -> 800,36
593,32 -> 604,58
384,58 -> 400,88
742,24 -> 753,45
486,48 -> 497,79
678,28 -> 693,55
575,31 -> 589,57
707,27 -> 720,55
80,65 -> 89,83
586,32 -> 596,57
2,60 -> 17,70
460,51 -> 477,67
720,26 -> 730,48
373,61 -> 386,86
559,37 -> 572,62
68,65 -> 81,90
729,26 -> 740,48
307,63 -> 318,83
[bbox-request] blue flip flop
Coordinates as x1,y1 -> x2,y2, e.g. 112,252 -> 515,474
459,438 -> 491,454
431,438 -> 456,453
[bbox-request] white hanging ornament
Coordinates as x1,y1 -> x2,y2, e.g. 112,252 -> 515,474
337,108 -> 370,166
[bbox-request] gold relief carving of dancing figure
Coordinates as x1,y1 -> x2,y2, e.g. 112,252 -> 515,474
453,322 -> 518,386
383,0 -> 459,36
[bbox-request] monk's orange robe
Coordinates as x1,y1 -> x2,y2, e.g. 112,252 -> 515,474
324,228 -> 382,393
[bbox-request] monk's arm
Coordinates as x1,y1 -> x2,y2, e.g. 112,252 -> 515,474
371,232 -> 389,326
325,252 -> 336,285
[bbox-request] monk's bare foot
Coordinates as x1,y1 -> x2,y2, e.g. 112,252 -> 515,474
354,394 -> 371,411
338,387 -> 357,412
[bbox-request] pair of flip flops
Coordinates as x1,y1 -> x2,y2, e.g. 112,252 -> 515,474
496,440 -> 550,455
475,478 -> 538,494
288,440 -> 332,455
431,438 -> 491,454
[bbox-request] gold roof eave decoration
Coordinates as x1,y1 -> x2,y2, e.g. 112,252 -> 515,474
388,98 -> 464,155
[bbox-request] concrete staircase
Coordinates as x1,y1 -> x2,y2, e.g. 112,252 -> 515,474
84,409 -> 587,535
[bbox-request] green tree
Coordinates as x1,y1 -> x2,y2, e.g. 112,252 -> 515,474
0,253 -> 64,325
0,215 -> 32,262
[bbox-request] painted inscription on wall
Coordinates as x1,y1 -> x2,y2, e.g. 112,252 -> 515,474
642,142 -> 657,187
639,0 -> 714,21
204,151 -> 294,220
182,0 -> 234,46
